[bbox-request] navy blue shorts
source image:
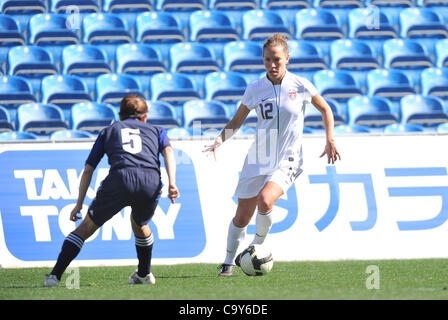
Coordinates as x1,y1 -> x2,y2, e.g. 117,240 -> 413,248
87,167 -> 162,227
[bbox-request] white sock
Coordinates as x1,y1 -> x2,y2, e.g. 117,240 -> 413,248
224,220 -> 246,265
252,210 -> 273,245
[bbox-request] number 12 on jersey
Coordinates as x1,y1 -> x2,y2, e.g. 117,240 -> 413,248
259,102 -> 274,120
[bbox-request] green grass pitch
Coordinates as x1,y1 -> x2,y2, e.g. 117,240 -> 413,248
2,259 -> 448,301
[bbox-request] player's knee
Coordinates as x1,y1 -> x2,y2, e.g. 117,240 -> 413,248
257,194 -> 274,213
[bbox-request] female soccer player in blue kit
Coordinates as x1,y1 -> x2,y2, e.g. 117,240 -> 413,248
204,34 -> 341,276
43,94 -> 179,286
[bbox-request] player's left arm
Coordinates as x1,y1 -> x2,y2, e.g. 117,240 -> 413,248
162,145 -> 180,204
311,94 -> 341,164
70,164 -> 95,221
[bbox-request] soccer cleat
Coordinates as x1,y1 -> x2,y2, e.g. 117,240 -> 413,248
127,270 -> 156,285
218,263 -> 235,276
43,274 -> 59,287
235,252 -> 242,267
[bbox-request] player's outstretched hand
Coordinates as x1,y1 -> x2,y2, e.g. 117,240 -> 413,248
203,136 -> 223,161
70,204 -> 83,221
320,140 -> 341,165
168,184 -> 180,204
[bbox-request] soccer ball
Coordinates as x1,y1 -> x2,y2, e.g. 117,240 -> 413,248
238,244 -> 274,276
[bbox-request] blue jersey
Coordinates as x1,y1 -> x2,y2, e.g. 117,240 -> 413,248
85,118 -> 170,173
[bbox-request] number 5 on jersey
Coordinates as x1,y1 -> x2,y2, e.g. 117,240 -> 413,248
121,128 -> 142,154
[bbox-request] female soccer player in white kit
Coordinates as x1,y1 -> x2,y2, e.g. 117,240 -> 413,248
204,34 -> 341,276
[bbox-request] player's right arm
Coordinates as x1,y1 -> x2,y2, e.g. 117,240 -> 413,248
203,103 -> 250,159
162,145 -> 179,204
70,164 -> 95,221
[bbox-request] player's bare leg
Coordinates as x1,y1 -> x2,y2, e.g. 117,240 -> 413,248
128,216 -> 155,284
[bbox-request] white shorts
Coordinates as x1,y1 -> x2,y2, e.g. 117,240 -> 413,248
234,166 -> 303,199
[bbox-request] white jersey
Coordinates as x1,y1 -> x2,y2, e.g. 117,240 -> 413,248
239,71 -> 317,178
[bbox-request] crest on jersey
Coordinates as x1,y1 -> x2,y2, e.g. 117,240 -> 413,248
289,89 -> 297,100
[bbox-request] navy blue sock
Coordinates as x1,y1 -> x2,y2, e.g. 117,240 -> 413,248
135,234 -> 154,277
51,232 -> 84,281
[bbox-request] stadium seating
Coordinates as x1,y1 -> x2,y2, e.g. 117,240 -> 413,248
287,40 -> 327,80
347,95 -> 398,128
334,124 -> 371,134
0,15 -> 25,71
303,98 -> 345,128
313,69 -> 362,102
204,71 -> 247,103
189,10 -> 239,42
150,72 -> 200,103
50,0 -> 101,14
136,11 -> 184,44
167,127 -> 192,139
223,41 -> 264,82
71,101 -> 117,132
209,0 -> 257,11
7,45 -> 58,93
50,129 -> 94,140
103,0 -> 153,13
399,7 -> 447,39
28,13 -> 81,62
0,131 -> 38,140
41,75 -> 91,116
0,75 -> 37,110
420,67 -> 448,99
16,103 -> 68,135
400,94 -> 448,127
169,42 -> 220,74
147,101 -> 179,128
183,99 -> 230,128
0,0 -> 46,32
241,9 -> 291,41
437,122 -> 448,133
0,105 -> 13,132
435,39 -> 448,68
96,73 -> 145,106
383,123 -> 426,133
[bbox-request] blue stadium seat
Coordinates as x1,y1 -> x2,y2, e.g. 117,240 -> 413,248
41,75 -> 91,116
136,11 -> 184,44
82,13 -> 132,62
313,69 -> 362,102
167,127 -> 192,139
28,13 -> 81,61
17,103 -> 68,135
189,10 -> 239,42
304,97 -> 345,128
116,43 -> 166,76
0,15 -> 25,69
383,123 -> 426,134
313,0 -> 363,31
400,94 -> 448,127
435,39 -> 448,68
420,67 -> 448,99
209,0 -> 257,10
287,40 -> 326,80
169,42 -> 220,74
330,39 -> 380,90
50,129 -> 94,140
103,0 -> 152,12
223,41 -> 264,82
7,45 -> 58,93
71,101 -> 116,132
417,0 -> 448,27
260,0 -> 311,26
437,122 -> 448,133
50,0 -> 100,13
183,100 -> 230,129
347,95 -> 398,128
242,9 -> 291,41
0,0 -> 46,32
295,8 -> 344,41
204,71 -> 247,103
0,76 -> 36,110
383,38 -> 433,85
96,73 -> 145,106
0,131 -> 38,140
157,0 -> 206,11
147,101 -> 179,128
150,72 -> 200,106
368,0 -> 414,28
367,69 -> 416,101
399,7 -> 447,39
62,44 -> 111,94
0,105 -> 13,132
334,124 -> 370,134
